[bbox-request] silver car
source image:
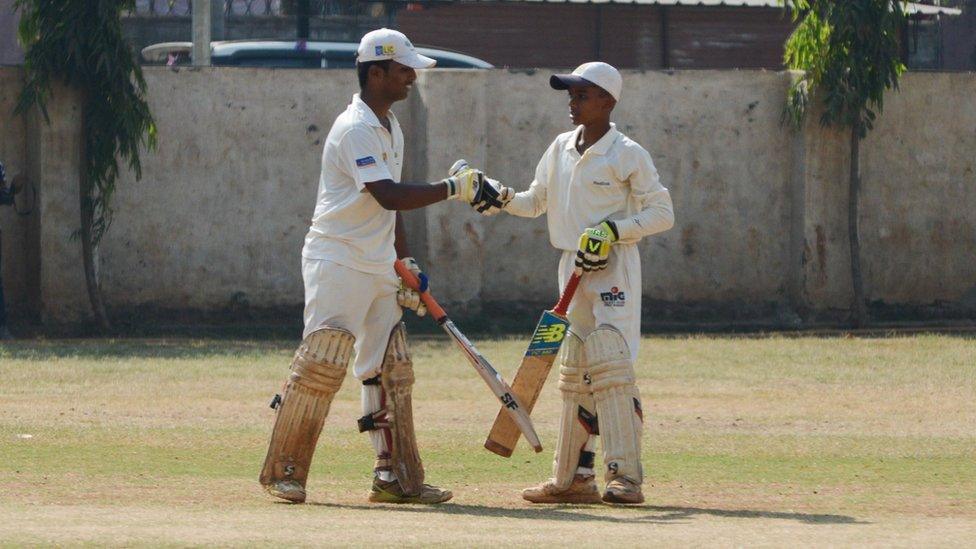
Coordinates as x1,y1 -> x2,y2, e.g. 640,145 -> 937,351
142,40 -> 493,69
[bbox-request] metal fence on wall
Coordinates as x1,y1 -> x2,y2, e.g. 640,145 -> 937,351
130,1 -> 386,16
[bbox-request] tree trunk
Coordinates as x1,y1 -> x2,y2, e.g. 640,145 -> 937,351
79,94 -> 112,332
848,123 -> 867,328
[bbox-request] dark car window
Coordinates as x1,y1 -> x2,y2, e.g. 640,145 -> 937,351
323,50 -> 357,69
215,50 -> 323,68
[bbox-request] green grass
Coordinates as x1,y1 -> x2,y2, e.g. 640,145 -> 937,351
1,334 -> 974,545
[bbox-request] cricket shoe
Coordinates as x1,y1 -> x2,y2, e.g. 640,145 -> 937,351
265,479 -> 306,503
522,474 -> 602,504
368,477 -> 453,504
602,477 -> 644,504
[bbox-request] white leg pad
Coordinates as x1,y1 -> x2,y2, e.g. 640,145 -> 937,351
585,326 -> 644,485
552,331 -> 598,489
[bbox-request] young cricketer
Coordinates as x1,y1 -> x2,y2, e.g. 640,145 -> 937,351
482,62 -> 675,504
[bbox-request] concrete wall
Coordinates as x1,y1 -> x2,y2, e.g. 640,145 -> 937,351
0,68 -> 37,320
3,67 -> 975,326
0,0 -> 23,66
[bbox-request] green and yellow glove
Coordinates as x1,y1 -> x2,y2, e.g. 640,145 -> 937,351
575,220 -> 619,272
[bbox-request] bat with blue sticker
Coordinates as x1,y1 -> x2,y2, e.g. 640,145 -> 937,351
484,269 -> 583,457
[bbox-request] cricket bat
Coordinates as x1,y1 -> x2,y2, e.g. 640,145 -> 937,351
394,259 -> 543,453
484,269 -> 583,457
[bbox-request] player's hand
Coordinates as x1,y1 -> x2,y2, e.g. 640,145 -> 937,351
575,221 -> 619,272
396,257 -> 428,317
444,159 -> 507,213
478,177 -> 514,216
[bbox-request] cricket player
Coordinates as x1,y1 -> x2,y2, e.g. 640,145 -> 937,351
480,62 -> 674,504
260,28 -> 503,505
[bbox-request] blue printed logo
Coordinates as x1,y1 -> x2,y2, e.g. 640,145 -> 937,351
525,312 -> 569,357
356,156 -> 376,168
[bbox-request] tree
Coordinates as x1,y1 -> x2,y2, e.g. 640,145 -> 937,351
15,0 -> 157,331
783,0 -> 906,328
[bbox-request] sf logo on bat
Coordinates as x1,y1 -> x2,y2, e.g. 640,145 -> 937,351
500,392 -> 520,410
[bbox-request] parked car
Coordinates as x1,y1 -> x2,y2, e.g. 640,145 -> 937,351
141,40 -> 493,69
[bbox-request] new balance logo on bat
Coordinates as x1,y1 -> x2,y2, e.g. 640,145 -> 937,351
532,323 -> 565,344
526,312 -> 569,356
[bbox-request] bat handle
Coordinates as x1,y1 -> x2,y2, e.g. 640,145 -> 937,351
552,269 -> 582,317
394,259 -> 448,323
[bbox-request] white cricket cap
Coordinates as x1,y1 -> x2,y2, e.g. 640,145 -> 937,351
357,28 -> 436,69
550,62 -> 622,101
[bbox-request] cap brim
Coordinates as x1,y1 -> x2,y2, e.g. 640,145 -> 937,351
550,74 -> 593,90
397,52 -> 436,69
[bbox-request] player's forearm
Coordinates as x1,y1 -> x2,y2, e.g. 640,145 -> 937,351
502,189 -> 546,218
394,212 -> 411,258
365,180 -> 450,211
612,190 -> 675,241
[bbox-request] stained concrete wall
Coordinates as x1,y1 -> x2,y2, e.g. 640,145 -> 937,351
2,67 -> 974,325
0,67 -> 36,320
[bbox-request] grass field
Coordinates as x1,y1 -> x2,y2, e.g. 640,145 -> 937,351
1,333 -> 974,546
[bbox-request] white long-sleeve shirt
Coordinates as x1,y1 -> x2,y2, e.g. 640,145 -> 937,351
506,123 -> 674,251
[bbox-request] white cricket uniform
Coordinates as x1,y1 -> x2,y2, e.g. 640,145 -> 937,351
506,123 -> 674,360
301,93 -> 405,380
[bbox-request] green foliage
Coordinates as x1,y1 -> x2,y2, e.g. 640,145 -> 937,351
783,0 -> 906,137
14,0 -> 157,245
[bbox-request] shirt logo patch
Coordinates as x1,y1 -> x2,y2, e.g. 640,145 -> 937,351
375,44 -> 395,56
600,286 -> 626,307
592,180 -> 612,186
356,156 -> 377,168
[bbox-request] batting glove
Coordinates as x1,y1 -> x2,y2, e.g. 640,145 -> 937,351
396,256 -> 428,317
576,220 -> 619,272
443,159 -> 508,213
478,177 -> 514,216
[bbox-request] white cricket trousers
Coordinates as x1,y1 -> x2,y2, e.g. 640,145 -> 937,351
558,244 -> 642,362
302,258 -> 402,380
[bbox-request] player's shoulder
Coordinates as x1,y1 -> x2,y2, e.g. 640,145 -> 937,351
612,130 -> 654,160
549,130 -> 577,152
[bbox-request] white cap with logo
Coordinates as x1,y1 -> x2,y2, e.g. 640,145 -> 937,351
550,62 -> 622,101
357,28 -> 436,69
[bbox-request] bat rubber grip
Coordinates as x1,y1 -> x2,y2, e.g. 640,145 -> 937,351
552,270 -> 582,317
394,259 -> 447,322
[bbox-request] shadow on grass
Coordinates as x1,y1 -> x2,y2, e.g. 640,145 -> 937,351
306,502 -> 865,525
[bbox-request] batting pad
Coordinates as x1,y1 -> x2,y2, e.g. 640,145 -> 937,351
585,326 -> 644,485
553,331 -> 597,489
260,327 -> 354,489
381,323 -> 425,495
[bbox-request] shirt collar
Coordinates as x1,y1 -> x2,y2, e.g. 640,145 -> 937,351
352,93 -> 384,129
564,123 -> 619,156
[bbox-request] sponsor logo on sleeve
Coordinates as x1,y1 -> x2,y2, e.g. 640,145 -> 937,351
356,156 -> 377,168
600,286 -> 626,307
